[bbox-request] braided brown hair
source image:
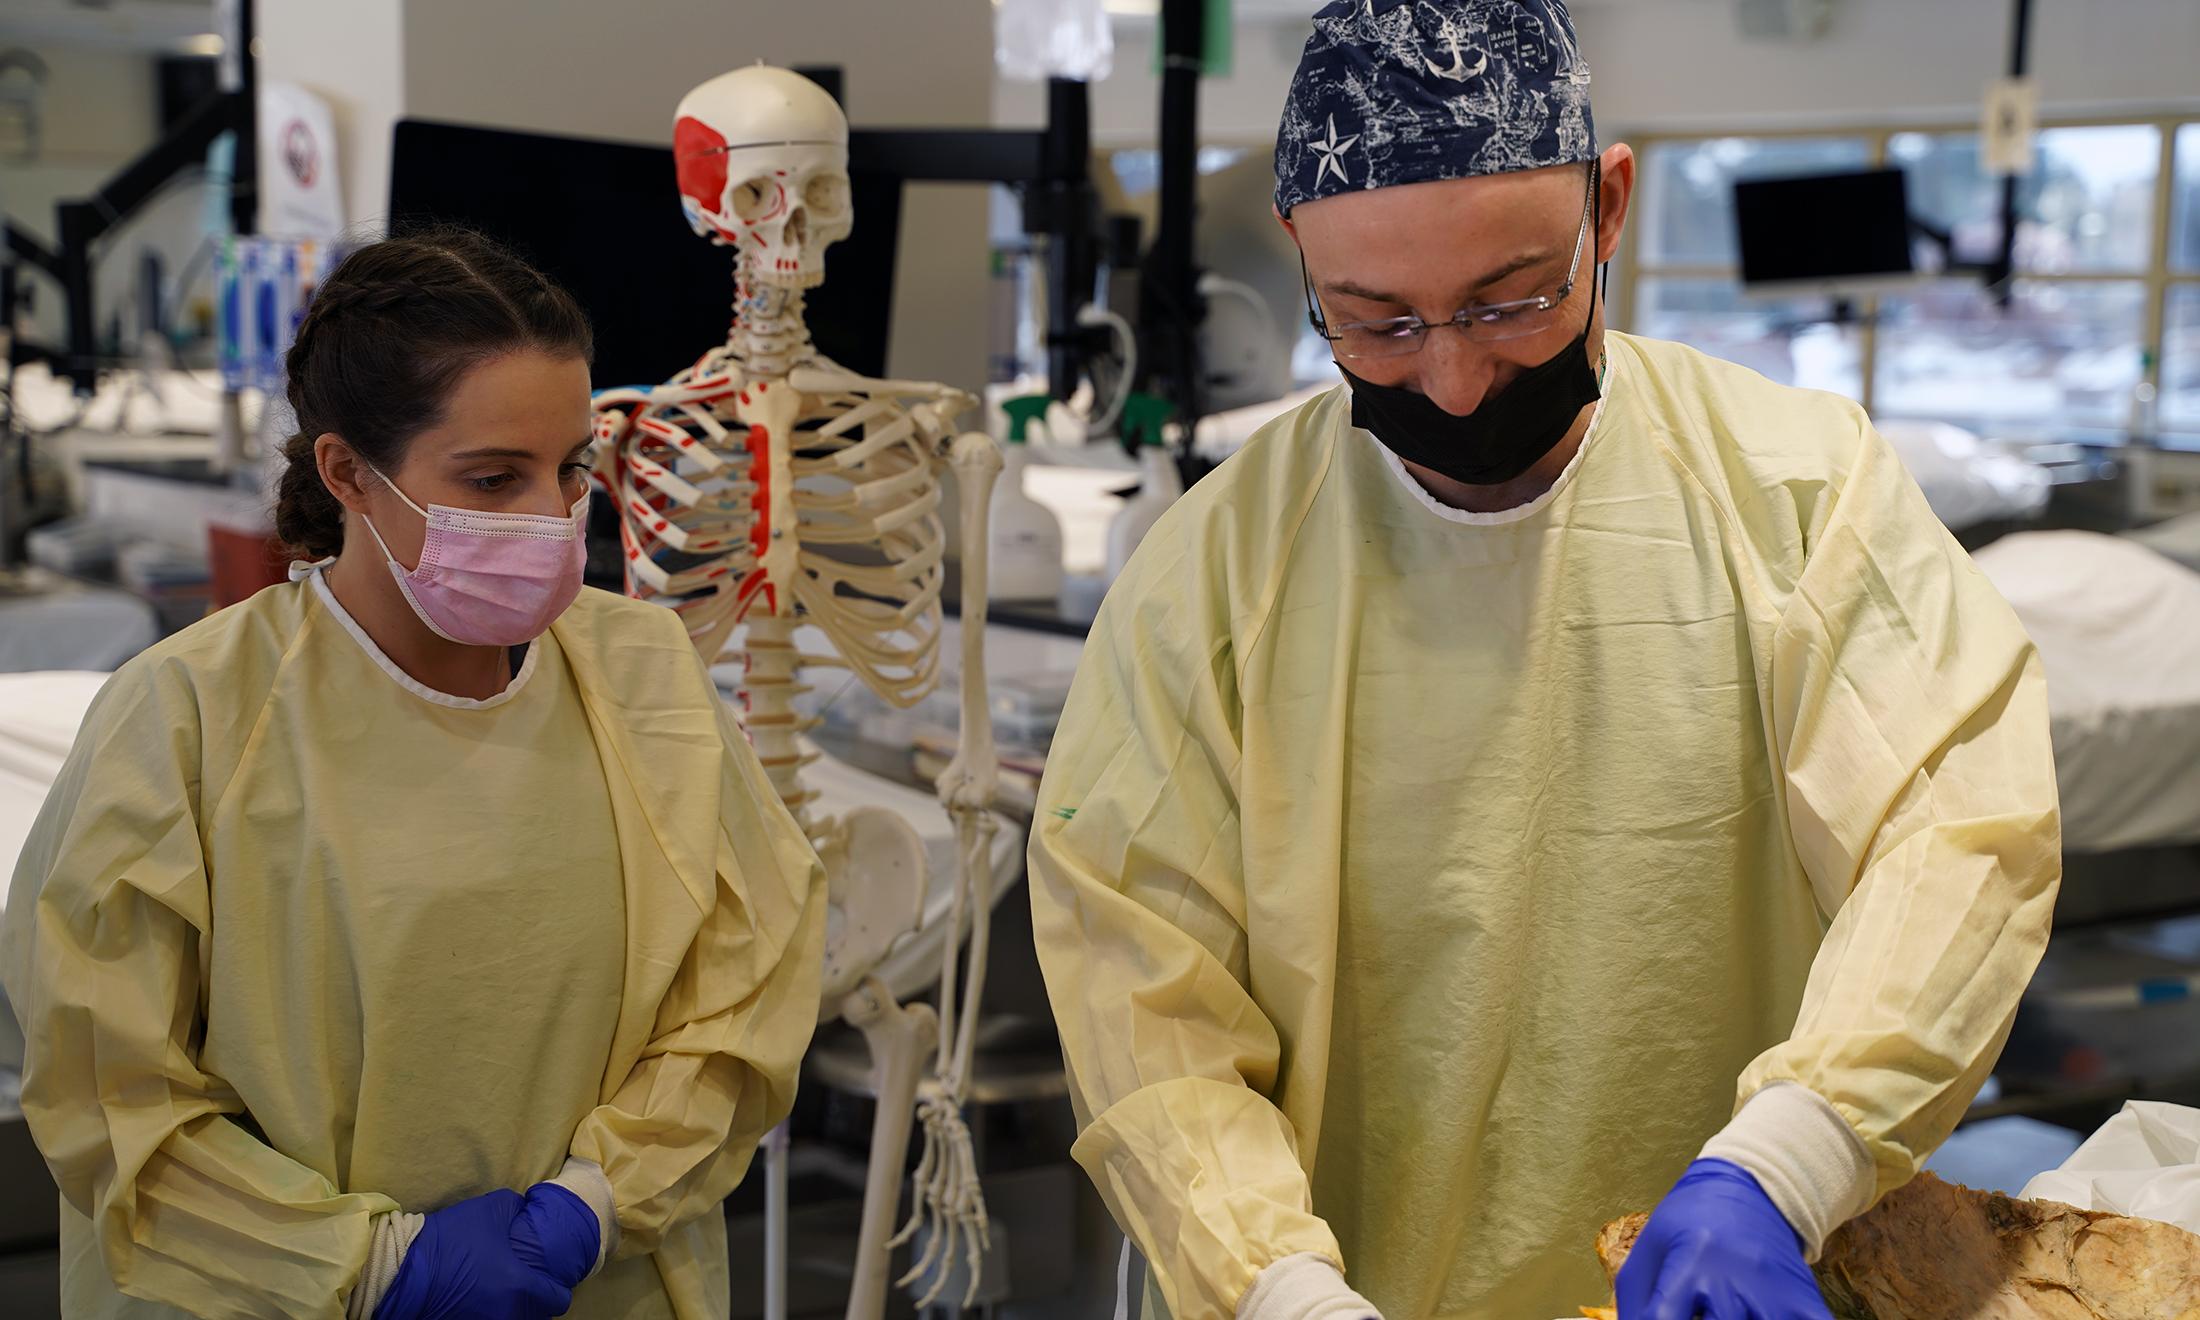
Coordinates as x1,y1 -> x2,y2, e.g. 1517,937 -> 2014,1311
275,227 -> 593,559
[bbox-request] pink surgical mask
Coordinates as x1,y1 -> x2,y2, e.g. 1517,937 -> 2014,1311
360,466 -> 587,647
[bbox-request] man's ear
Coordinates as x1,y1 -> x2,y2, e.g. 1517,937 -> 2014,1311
1595,144 -> 1636,266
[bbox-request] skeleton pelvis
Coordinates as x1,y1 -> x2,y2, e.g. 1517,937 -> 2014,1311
816,805 -> 929,1011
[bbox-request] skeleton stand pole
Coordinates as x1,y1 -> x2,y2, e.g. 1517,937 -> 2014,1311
764,1122 -> 790,1320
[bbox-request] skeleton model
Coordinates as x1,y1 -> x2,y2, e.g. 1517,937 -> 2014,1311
589,65 -> 1004,1317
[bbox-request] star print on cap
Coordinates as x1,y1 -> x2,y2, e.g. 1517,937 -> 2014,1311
1274,0 -> 1597,216
1309,115 -> 1362,187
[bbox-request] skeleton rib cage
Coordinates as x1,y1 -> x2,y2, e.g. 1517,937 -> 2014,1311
591,346 -> 962,815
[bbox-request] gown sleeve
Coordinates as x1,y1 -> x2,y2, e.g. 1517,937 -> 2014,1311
1740,414 -> 2063,1200
1029,533 -> 1346,1320
1,661 -> 398,1319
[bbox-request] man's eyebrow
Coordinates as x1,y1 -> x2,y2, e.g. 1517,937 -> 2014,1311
1323,248 -> 1559,309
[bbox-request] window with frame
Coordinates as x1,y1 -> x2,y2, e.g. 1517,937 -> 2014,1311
1618,117 -> 2196,446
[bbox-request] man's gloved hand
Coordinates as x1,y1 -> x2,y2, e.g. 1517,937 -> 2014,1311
1237,1252 -> 1383,1319
1614,1159 -> 1833,1320
373,1188 -> 573,1320
510,1181 -> 601,1291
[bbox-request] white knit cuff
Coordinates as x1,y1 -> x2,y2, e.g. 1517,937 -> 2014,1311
1698,1081 -> 1876,1261
550,1156 -> 619,1274
1235,1252 -> 1382,1320
346,1210 -> 424,1320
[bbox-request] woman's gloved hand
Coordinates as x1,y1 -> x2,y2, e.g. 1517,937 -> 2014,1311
373,1189 -> 573,1320
1614,1159 -> 1833,1320
510,1181 -> 602,1291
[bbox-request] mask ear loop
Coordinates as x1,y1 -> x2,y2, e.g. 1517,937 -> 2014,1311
1586,157 -> 1611,381
357,506 -> 413,574
1586,156 -> 1608,314
358,463 -> 431,575
362,464 -> 434,520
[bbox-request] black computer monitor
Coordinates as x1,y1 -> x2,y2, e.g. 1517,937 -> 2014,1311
1734,168 -> 1916,294
387,117 -> 901,388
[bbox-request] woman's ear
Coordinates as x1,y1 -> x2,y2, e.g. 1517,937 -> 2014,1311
315,435 -> 375,517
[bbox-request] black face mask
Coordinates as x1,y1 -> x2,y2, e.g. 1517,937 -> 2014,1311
1338,270 -> 1604,488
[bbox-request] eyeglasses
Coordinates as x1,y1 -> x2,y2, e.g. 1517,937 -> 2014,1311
1303,162 -> 1600,360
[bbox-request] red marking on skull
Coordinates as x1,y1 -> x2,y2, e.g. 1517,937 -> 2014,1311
673,116 -> 730,218
653,520 -> 669,532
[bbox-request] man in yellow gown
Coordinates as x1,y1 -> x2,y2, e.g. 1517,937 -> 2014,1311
1027,3 -> 2060,1318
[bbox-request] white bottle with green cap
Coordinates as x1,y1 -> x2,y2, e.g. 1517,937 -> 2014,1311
991,394 -> 1068,604
1105,393 -> 1184,584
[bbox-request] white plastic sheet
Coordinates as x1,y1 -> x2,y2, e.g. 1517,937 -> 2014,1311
0,671 -> 108,1074
995,0 -> 1113,81
2124,510 -> 2200,575
2023,1101 -> 2200,1236
1875,418 -> 2052,531
0,672 -> 110,908
1973,531 -> 2200,852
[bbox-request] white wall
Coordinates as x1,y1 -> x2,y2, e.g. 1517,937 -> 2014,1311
178,0 -> 2200,391
410,0 -> 990,397
1577,0 -> 2200,135
259,0 -> 995,393
993,19 -> 1309,147
255,0 -> 405,237
1000,0 -> 2200,149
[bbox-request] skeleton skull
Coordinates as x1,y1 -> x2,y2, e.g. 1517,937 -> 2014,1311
675,64 -> 853,289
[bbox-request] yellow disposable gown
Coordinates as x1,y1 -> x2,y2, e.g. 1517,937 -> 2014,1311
0,574 -> 827,1320
1028,332 -> 2061,1319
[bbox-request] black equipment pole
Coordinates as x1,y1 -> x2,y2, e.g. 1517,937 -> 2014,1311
1987,0 -> 2032,308
1143,0 -> 1207,444
230,0 -> 258,238
1041,77 -> 1096,404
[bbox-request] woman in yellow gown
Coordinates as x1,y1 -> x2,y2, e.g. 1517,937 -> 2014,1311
1,230 -> 827,1320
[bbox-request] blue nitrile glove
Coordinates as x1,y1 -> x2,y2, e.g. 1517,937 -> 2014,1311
510,1181 -> 601,1291
373,1188 -> 572,1320
1614,1159 -> 1833,1320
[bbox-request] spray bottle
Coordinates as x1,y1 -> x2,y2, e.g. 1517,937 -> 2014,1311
1104,392 -> 1182,583
989,394 -> 1068,603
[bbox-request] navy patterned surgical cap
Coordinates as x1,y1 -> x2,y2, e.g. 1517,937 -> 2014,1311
1275,0 -> 1597,216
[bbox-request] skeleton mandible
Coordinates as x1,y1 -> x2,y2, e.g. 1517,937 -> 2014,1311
590,63 -> 1006,1318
